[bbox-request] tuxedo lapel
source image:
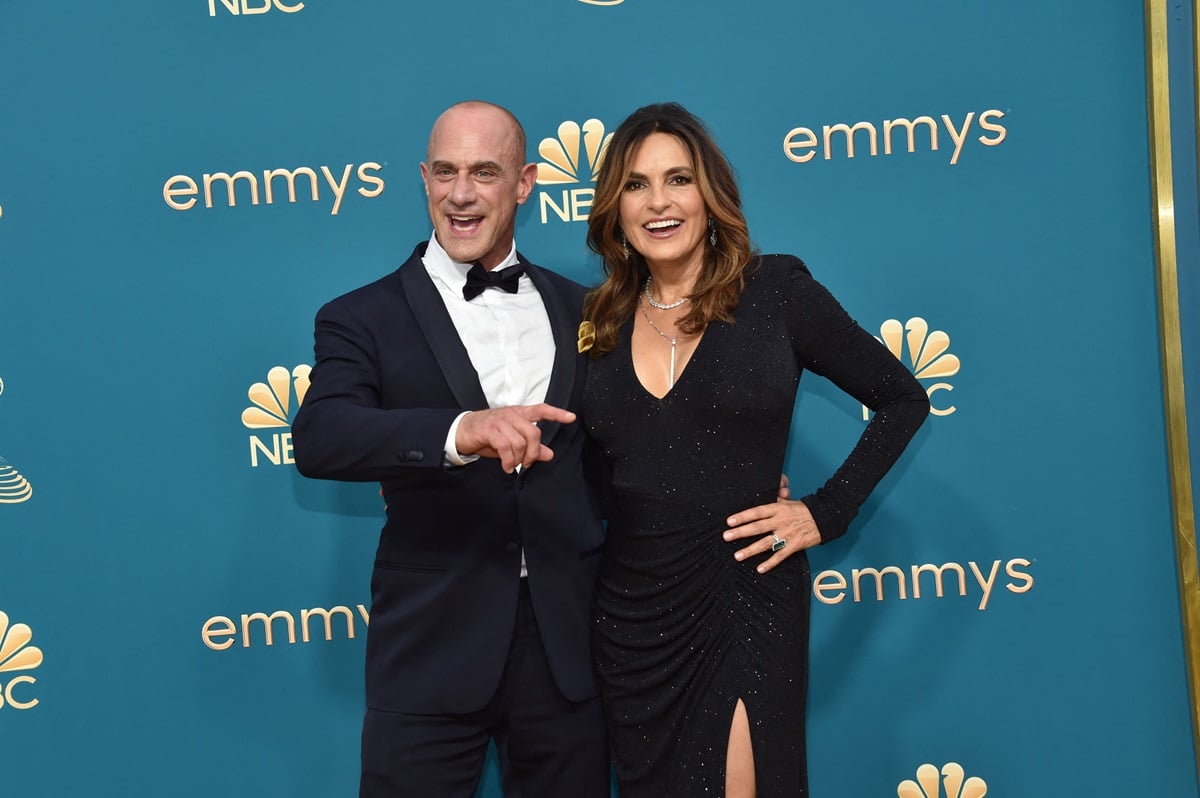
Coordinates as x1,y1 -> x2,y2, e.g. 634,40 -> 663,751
398,254 -> 490,411
523,259 -> 578,449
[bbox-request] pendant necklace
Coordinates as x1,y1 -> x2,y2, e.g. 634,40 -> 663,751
640,296 -> 680,389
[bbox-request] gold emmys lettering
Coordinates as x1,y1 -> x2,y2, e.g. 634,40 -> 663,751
813,557 -> 1034,611
163,163 -> 385,215
201,603 -> 370,650
783,108 -> 1007,165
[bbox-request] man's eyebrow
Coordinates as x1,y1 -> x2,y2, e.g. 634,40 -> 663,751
428,159 -> 507,173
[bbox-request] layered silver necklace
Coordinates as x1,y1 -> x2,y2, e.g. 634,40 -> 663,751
643,275 -> 689,310
640,277 -> 690,389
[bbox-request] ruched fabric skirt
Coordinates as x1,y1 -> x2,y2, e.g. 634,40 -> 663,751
592,489 -> 811,798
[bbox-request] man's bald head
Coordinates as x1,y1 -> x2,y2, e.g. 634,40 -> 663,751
427,100 -> 527,169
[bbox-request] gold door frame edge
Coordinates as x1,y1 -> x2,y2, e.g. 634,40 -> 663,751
1146,0 -> 1200,776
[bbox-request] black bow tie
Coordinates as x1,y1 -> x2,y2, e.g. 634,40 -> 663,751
462,262 -> 525,301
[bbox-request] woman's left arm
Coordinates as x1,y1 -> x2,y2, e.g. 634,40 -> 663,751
724,257 -> 930,572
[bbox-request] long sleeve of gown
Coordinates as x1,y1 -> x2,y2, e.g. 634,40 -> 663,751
781,257 -> 930,542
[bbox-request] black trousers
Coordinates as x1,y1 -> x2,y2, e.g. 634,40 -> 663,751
360,582 -> 610,798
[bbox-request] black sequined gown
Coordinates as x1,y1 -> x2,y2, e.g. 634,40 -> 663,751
582,256 -> 929,797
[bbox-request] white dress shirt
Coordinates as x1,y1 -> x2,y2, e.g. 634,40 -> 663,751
422,235 -> 556,577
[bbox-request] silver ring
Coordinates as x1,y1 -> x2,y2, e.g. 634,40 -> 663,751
771,534 -> 786,552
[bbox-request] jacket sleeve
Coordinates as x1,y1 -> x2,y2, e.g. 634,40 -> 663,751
292,297 -> 461,482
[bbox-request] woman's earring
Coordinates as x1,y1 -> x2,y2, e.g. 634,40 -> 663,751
620,231 -> 630,260
708,218 -> 718,247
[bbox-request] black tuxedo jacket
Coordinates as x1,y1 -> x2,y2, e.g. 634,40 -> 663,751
293,243 -> 604,714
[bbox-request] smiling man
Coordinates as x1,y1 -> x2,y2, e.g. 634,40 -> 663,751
292,101 -> 609,798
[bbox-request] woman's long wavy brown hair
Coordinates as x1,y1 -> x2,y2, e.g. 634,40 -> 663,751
583,102 -> 755,357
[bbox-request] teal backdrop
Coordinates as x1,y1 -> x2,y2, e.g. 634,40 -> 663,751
2,1 -> 1197,795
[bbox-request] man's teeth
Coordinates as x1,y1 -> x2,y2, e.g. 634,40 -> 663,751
645,220 -> 681,230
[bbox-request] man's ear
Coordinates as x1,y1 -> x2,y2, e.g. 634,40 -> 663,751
515,162 -> 538,206
419,162 -> 431,196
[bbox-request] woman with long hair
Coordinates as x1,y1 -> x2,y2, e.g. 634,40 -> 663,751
581,103 -> 929,797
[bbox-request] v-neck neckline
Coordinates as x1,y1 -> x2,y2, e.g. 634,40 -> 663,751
628,316 -> 709,401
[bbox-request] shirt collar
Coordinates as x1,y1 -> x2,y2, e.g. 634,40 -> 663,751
424,233 -> 520,289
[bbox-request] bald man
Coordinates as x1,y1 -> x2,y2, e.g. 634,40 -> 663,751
294,101 -> 609,798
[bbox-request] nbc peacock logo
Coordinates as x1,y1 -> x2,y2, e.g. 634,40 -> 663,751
0,611 -> 43,710
898,762 -> 987,798
242,365 -> 311,468
535,119 -> 613,223
0,376 -> 33,504
0,457 -> 33,504
865,316 -> 961,419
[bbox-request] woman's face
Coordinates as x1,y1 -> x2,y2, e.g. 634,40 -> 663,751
618,132 -> 709,275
